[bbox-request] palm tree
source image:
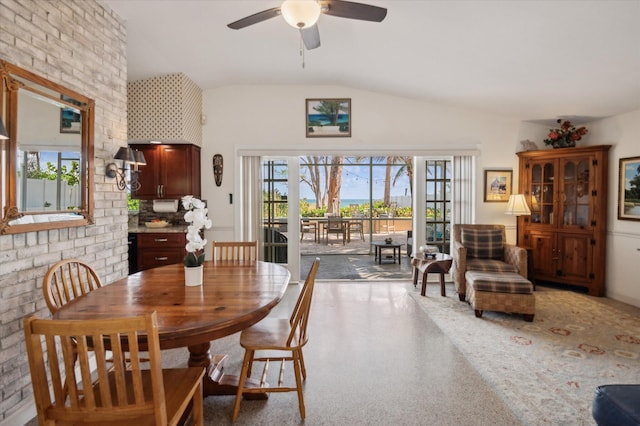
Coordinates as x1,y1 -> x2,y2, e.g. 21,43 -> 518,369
300,155 -> 344,213
380,156 -> 413,206
311,100 -> 348,126
326,156 -> 344,214
300,156 -> 327,209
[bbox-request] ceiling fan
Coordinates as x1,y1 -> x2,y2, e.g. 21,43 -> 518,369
227,0 -> 387,50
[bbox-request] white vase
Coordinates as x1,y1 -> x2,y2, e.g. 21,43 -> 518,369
184,265 -> 203,286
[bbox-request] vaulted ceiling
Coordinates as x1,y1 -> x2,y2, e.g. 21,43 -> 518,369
104,0 -> 640,123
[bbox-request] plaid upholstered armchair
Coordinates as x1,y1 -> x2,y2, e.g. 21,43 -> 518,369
450,224 -> 527,301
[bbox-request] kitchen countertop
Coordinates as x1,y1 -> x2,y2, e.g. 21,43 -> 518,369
128,225 -> 188,234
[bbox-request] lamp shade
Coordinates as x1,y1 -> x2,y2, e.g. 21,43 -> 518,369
133,150 -> 146,165
114,147 -> 135,163
504,194 -> 531,216
0,118 -> 8,140
281,0 -> 321,29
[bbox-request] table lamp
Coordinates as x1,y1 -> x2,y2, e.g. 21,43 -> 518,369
504,194 -> 531,246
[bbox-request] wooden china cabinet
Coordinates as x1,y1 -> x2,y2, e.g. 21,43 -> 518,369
516,145 -> 610,296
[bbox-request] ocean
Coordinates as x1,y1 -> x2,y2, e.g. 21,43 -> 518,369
303,199 -> 375,208
307,114 -> 349,126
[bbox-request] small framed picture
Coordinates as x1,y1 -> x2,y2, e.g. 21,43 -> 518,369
484,169 -> 512,202
618,156 -> 640,221
306,98 -> 351,138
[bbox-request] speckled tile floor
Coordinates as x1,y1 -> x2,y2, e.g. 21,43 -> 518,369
23,280 -> 521,426
163,281 -> 522,425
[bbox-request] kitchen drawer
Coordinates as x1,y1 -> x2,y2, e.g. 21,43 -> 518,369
136,232 -> 186,271
137,248 -> 185,271
137,233 -> 186,248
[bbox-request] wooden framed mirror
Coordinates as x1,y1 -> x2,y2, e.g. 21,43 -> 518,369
0,60 -> 94,234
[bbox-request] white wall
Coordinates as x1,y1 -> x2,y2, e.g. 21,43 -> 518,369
201,85 -> 640,306
589,110 -> 640,307
201,85 -> 522,242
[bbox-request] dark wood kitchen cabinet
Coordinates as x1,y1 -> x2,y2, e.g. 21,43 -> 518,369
516,145 -> 610,296
137,232 -> 186,271
131,144 -> 201,199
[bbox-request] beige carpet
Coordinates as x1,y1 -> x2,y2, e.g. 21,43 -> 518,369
410,284 -> 640,425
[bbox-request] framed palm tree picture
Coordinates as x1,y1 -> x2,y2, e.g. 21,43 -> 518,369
306,98 -> 351,138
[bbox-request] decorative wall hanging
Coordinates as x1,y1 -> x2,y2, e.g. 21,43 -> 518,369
618,156 -> 640,221
213,154 -> 223,186
306,98 -> 351,138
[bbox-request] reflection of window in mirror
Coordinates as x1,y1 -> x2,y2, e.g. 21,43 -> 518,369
17,150 -> 81,211
1,59 -> 94,235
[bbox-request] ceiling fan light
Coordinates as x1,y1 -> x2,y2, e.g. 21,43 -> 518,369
281,0 -> 321,29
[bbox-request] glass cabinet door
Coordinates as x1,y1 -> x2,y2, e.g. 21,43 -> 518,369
560,158 -> 590,228
530,161 -> 555,224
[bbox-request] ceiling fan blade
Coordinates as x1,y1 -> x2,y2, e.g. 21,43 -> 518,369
301,25 -> 321,50
322,0 -> 387,22
227,7 -> 281,30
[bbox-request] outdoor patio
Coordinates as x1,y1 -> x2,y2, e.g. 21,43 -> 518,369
299,227 -> 415,280
300,228 -> 410,255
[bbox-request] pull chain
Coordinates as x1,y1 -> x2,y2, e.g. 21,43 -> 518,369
299,33 -> 305,69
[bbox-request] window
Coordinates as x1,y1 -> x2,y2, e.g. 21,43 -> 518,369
425,160 -> 451,254
263,160 -> 288,263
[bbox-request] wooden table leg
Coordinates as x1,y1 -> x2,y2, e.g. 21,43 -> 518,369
421,271 -> 428,296
420,264 -> 449,297
188,342 -> 267,399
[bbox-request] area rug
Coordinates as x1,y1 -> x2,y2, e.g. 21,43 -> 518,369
410,285 -> 640,425
301,254 -> 414,280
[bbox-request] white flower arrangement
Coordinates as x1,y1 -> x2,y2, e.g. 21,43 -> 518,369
181,195 -> 212,267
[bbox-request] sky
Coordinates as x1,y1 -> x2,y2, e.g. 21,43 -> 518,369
299,162 -> 411,201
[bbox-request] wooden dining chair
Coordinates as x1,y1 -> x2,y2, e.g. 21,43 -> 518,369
43,259 -> 151,372
212,241 -> 258,262
23,311 -> 205,426
43,258 -> 102,314
232,258 -> 320,422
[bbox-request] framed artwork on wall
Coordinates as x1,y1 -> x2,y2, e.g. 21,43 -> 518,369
305,98 -> 351,138
484,169 -> 512,202
618,156 -> 640,221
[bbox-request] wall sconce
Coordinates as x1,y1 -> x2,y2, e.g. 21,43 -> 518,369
0,118 -> 9,140
106,147 -> 146,191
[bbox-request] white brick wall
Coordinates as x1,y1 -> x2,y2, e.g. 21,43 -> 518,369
0,0 -> 127,422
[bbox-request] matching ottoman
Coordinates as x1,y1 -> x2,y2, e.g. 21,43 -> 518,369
465,270 -> 535,322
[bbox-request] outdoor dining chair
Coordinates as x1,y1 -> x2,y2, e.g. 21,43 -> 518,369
324,216 -> 346,245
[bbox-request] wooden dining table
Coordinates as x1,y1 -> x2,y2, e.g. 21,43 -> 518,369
54,260 -> 291,397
